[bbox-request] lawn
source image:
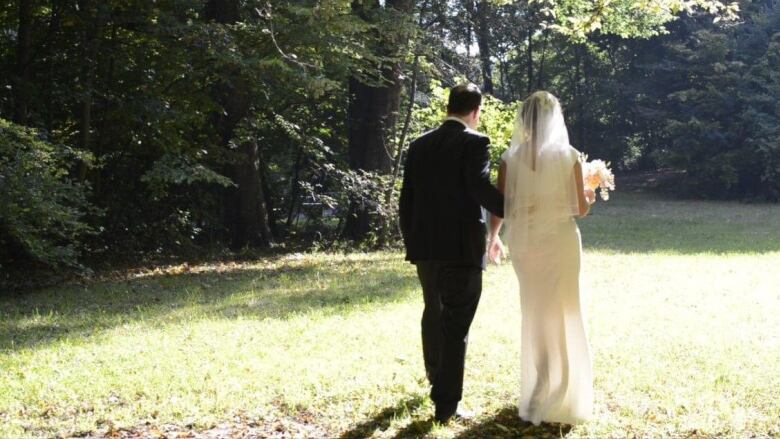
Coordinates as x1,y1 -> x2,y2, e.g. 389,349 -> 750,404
1,192 -> 779,438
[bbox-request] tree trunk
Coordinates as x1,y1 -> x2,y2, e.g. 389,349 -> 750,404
347,77 -> 399,176
576,44 -> 587,150
474,0 -> 494,94
499,57 -> 509,99
205,0 -> 272,249
234,141 -> 273,247
466,15 -> 473,57
13,0 -> 33,125
344,73 -> 401,241
379,53 -> 420,244
286,144 -> 304,228
258,148 -> 278,238
573,44 -> 582,148
535,31 -> 549,90
75,0 -> 105,182
94,22 -> 118,196
389,53 -> 420,190
343,0 -> 413,242
526,28 -> 534,93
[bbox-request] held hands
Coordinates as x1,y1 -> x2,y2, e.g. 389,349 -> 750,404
488,235 -> 507,265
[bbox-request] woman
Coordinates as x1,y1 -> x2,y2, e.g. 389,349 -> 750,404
488,91 -> 595,425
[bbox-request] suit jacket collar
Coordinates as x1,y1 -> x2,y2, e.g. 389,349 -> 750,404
442,117 -> 469,131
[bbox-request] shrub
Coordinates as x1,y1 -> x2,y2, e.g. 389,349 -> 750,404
0,119 -> 98,270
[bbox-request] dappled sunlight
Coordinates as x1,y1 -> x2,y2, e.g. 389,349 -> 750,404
2,199 -> 780,437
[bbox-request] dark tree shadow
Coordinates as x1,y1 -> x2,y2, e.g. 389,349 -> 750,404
0,256 -> 419,350
391,418 -> 435,439
452,406 -> 573,439
338,395 -> 427,439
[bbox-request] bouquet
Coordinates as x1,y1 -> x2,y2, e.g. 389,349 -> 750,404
581,154 -> 615,201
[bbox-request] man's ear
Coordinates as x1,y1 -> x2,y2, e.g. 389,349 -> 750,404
471,107 -> 481,124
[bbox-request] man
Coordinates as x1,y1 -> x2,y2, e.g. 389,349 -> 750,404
399,83 -> 505,424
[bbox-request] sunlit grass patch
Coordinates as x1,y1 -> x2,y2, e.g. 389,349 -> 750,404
1,193 -> 779,438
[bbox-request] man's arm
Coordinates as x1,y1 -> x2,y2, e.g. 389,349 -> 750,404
489,160 -> 506,240
464,136 -> 504,218
399,145 -> 415,241
488,160 -> 507,264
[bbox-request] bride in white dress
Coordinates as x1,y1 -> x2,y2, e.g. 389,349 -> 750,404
488,91 -> 595,425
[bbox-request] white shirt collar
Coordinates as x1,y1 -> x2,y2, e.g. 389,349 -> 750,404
445,116 -> 470,129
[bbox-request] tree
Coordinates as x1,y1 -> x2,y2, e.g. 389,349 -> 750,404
652,7 -> 780,199
470,0 -> 496,94
204,0 -> 273,249
344,0 -> 415,242
0,0 -> 765,278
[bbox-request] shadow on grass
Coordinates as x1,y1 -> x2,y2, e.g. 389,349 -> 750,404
391,418 -> 436,439
0,256 -> 418,351
452,406 -> 573,438
336,401 -> 574,439
338,395 -> 428,439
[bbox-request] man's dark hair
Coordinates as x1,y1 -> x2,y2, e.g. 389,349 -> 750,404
447,83 -> 482,116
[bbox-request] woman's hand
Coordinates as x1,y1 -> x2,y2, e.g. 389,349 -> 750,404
584,188 -> 596,205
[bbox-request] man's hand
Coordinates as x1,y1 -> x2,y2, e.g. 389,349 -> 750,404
488,236 -> 507,264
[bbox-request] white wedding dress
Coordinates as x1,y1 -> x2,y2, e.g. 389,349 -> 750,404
502,92 -> 593,425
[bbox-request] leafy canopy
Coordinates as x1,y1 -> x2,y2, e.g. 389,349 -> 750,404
489,0 -> 740,39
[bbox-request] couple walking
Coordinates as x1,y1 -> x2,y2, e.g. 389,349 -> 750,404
399,84 -> 595,425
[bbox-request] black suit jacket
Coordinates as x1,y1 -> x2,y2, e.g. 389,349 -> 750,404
399,120 -> 505,269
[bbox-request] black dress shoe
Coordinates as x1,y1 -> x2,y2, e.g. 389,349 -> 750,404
434,402 -> 456,424
435,406 -> 475,424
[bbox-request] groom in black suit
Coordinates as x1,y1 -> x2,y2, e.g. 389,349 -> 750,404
399,83 -> 505,423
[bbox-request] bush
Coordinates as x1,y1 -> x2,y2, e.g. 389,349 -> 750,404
0,119 -> 98,270
411,81 -> 520,171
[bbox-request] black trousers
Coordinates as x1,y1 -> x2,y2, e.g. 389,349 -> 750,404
416,262 -> 482,414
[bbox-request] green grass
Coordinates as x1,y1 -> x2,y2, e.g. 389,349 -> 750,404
1,192 -> 779,438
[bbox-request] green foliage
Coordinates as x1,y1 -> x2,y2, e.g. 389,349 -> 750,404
0,0 -> 376,263
141,153 -> 235,199
649,10 -> 780,200
0,0 -> 775,275
410,81 -> 520,167
543,0 -> 740,39
469,0 -> 777,201
479,95 -> 521,165
0,119 -> 97,269
303,164 -> 400,248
